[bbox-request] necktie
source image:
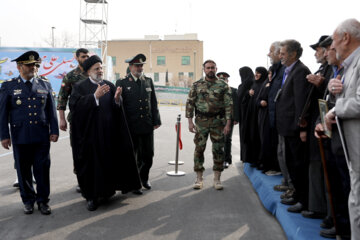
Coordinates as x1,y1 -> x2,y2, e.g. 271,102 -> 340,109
25,80 -> 32,91
136,79 -> 141,87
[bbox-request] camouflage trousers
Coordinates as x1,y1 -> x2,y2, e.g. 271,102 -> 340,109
193,120 -> 225,172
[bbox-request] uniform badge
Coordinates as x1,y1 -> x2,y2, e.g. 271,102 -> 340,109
37,89 -> 48,94
41,100 -> 45,104
145,87 -> 152,92
13,89 -> 22,95
127,87 -> 131,90
16,99 -> 22,105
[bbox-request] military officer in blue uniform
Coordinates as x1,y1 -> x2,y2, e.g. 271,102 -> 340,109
116,54 -> 161,193
0,51 -> 59,215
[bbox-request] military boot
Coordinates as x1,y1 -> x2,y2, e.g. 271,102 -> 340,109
213,171 -> 223,190
193,171 -> 203,189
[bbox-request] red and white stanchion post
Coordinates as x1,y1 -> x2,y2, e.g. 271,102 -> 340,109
167,114 -> 185,176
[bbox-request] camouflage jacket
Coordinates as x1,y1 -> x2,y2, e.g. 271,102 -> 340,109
57,67 -> 87,111
185,77 -> 233,120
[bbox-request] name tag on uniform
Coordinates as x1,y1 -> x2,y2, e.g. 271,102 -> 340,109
13,89 -> 22,95
146,87 -> 152,92
37,89 -> 48,94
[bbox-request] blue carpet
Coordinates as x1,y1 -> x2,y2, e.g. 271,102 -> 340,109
243,163 -> 328,240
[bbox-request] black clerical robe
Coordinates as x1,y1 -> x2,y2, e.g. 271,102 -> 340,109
69,78 -> 141,200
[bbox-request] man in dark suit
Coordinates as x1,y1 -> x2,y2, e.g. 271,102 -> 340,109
276,40 -> 311,213
217,72 -> 239,168
116,54 -> 161,193
0,51 -> 59,215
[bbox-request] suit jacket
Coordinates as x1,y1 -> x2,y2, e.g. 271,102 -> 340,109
276,60 -> 311,137
116,74 -> 161,135
334,47 -> 360,171
0,76 -> 59,144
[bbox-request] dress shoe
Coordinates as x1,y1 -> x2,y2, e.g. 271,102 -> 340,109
223,162 -> 230,169
38,202 -> 51,215
86,200 -> 98,211
281,197 -> 297,205
256,164 -> 265,170
287,202 -> 304,213
132,189 -> 143,195
321,216 -> 333,229
280,188 -> 295,199
76,185 -> 81,193
265,170 -> 282,176
320,227 -> 350,239
142,181 -> 151,190
301,210 -> 326,219
13,178 -> 19,188
23,204 -> 34,214
273,184 -> 289,192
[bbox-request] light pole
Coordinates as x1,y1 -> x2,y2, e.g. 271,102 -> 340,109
51,27 -> 56,48
193,50 -> 196,82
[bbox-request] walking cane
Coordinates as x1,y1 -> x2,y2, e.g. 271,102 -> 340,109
167,114 -> 185,176
318,138 -> 342,240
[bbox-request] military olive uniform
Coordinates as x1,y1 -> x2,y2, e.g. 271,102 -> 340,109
116,73 -> 161,184
186,77 -> 233,172
57,67 -> 87,121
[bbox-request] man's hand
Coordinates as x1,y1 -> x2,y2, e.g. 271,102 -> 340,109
188,119 -> 196,133
1,139 -> 11,149
50,135 -> 59,142
325,109 -> 336,131
249,89 -> 254,96
328,75 -> 343,95
306,74 -> 324,87
233,121 -> 238,125
223,120 -> 232,135
154,125 -> 160,130
115,86 -> 122,104
260,100 -> 267,107
59,118 -> 67,131
95,84 -> 110,99
300,131 -> 307,142
315,123 -> 328,139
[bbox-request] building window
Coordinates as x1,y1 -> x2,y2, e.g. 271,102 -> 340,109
182,56 -> 190,65
115,73 -> 120,80
111,56 -> 116,66
189,72 -> 194,80
179,72 -> 184,81
157,56 -> 166,65
154,72 -> 159,82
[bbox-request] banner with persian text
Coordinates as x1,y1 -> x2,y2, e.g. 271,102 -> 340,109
0,47 -> 101,94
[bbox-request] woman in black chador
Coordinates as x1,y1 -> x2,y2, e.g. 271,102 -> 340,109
237,67 -> 254,162
241,66 -> 267,166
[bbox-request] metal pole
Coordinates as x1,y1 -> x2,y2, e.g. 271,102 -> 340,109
51,27 -> 55,48
167,114 -> 185,176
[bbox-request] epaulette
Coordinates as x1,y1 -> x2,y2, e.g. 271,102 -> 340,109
39,76 -> 49,82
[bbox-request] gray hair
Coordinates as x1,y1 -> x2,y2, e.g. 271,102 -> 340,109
271,41 -> 281,54
336,18 -> 360,41
280,39 -> 303,59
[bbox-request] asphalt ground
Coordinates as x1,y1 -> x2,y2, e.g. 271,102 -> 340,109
0,106 -> 285,240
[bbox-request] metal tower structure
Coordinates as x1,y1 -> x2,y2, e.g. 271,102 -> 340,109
79,0 -> 108,64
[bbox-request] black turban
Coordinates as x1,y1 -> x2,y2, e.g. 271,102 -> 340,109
83,55 -> 102,72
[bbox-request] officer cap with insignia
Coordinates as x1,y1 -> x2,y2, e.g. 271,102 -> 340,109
83,55 -> 102,72
217,72 -> 230,80
11,51 -> 41,65
310,35 -> 329,50
125,54 -> 146,65
319,36 -> 333,48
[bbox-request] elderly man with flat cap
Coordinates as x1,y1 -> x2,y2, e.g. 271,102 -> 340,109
0,51 -> 59,215
116,54 -> 161,194
69,55 -> 141,211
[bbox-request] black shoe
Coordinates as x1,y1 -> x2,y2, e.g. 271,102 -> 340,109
281,197 -> 297,205
287,202 -> 304,213
250,163 -> 257,168
301,210 -> 326,219
320,227 -> 350,239
38,202 -> 51,215
273,184 -> 289,192
76,185 -> 81,193
280,188 -> 295,199
223,162 -> 230,169
24,204 -> 34,214
142,181 -> 151,190
321,216 -> 334,229
132,189 -> 143,195
86,200 -> 98,211
256,164 -> 265,170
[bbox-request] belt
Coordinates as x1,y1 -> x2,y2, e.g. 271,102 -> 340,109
195,110 -> 225,118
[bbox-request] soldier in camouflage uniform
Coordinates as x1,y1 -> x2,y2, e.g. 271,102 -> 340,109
56,48 -> 89,192
186,60 -> 233,190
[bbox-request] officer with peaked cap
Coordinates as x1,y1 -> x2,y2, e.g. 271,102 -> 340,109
216,72 -> 239,168
0,51 -> 59,215
116,53 -> 161,194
